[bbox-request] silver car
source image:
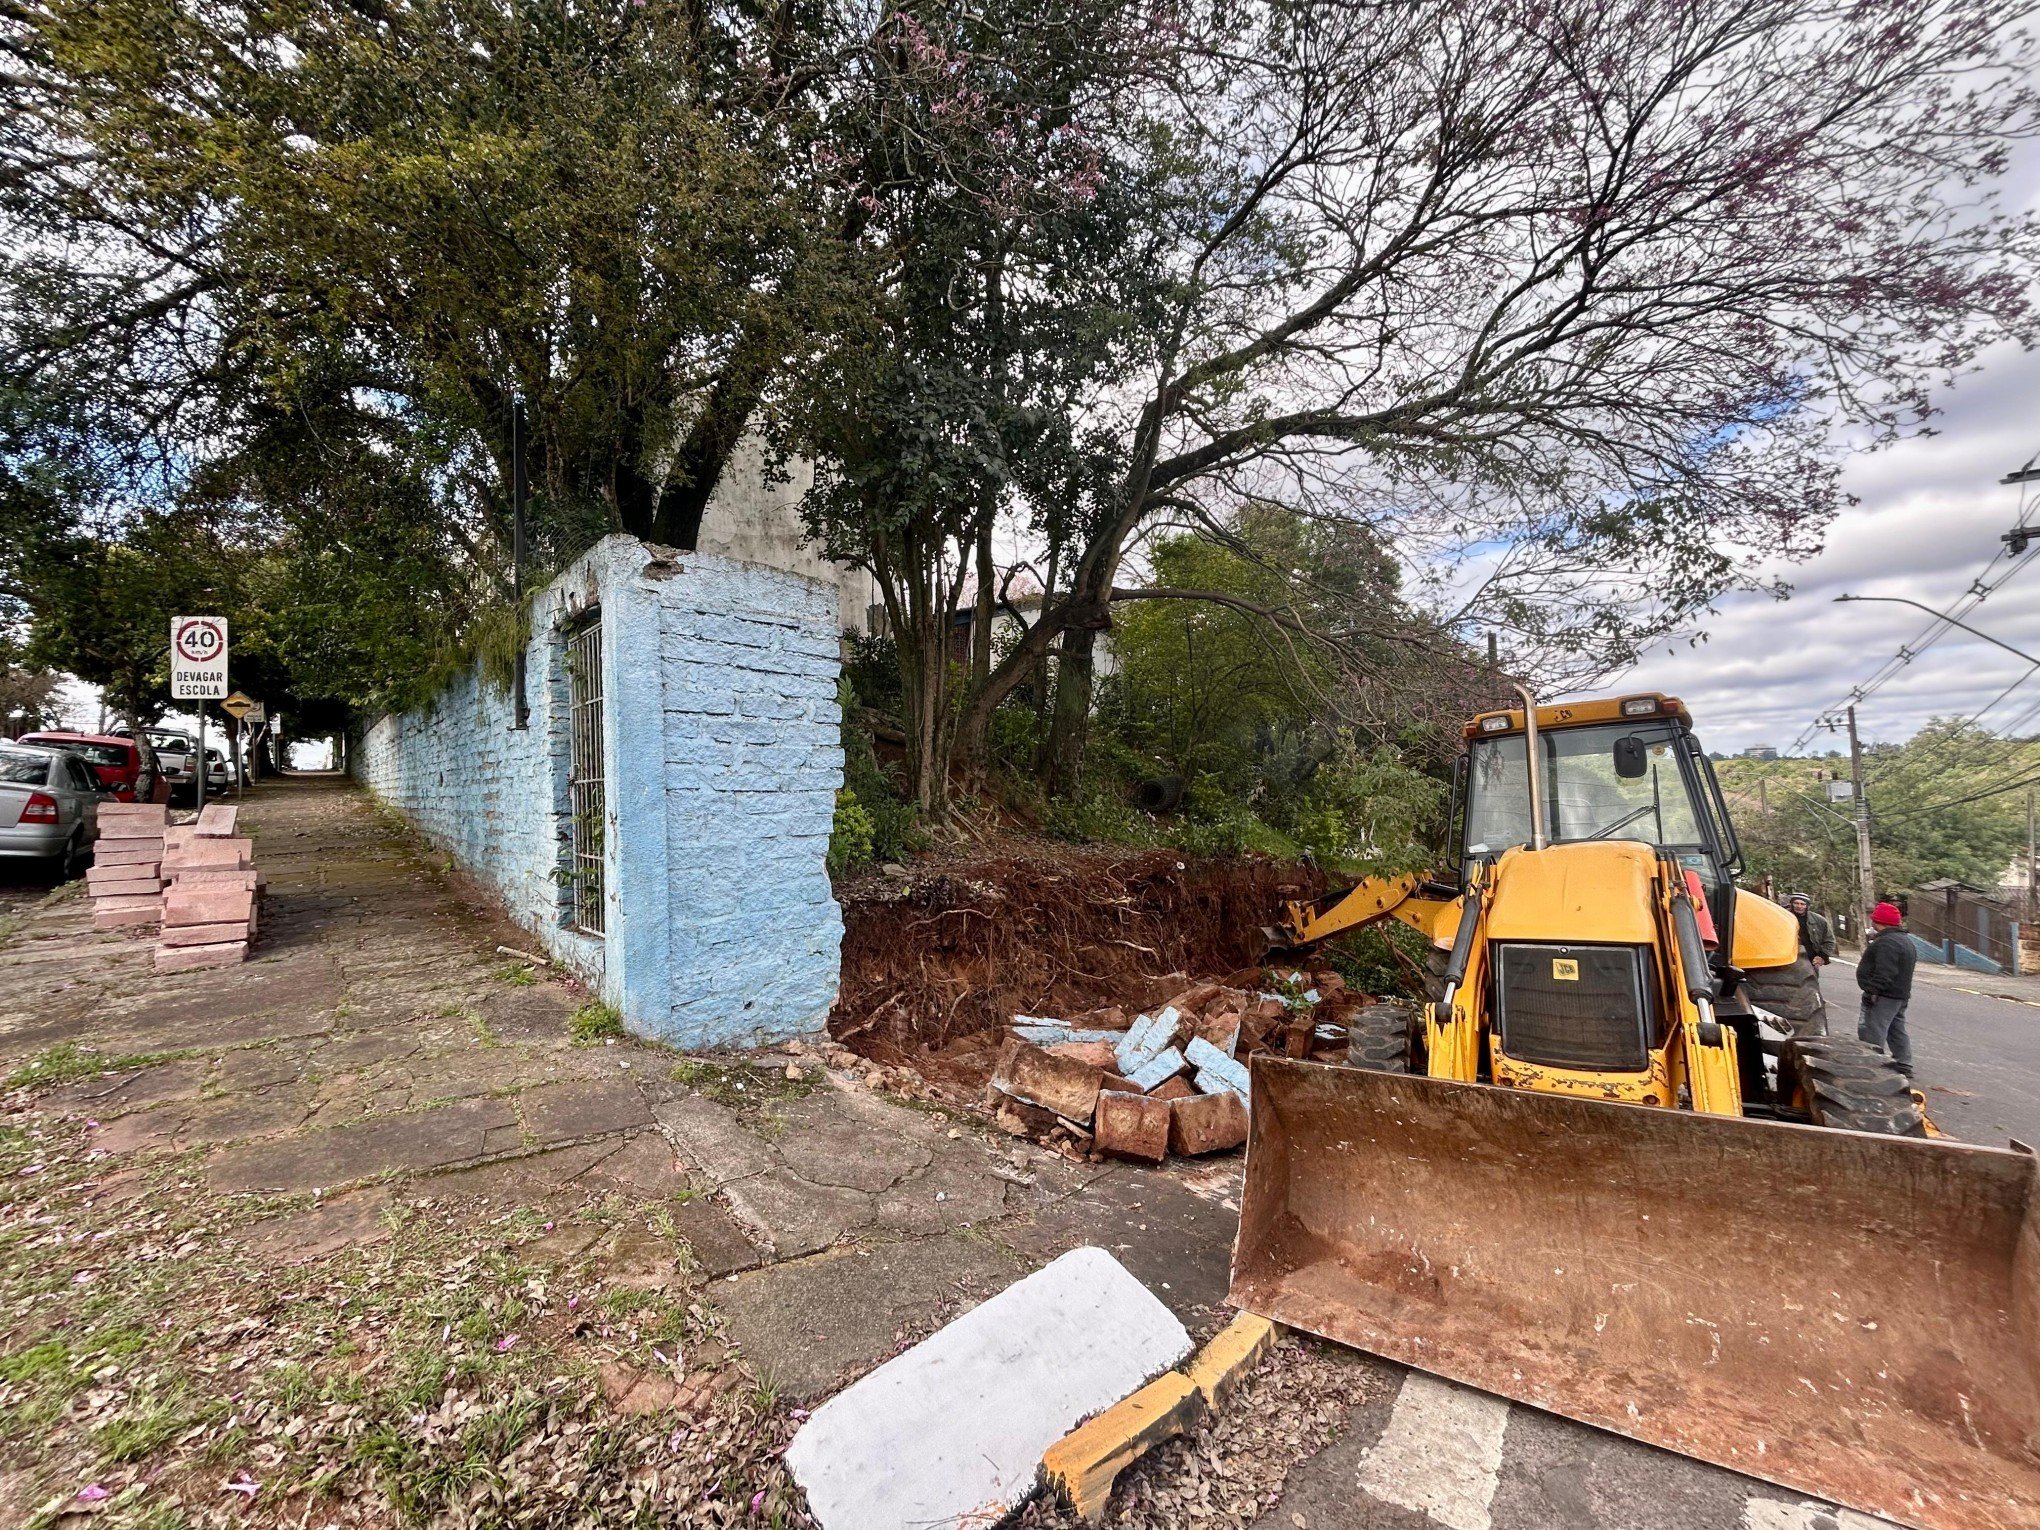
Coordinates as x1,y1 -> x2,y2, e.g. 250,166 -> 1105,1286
0,743 -> 105,877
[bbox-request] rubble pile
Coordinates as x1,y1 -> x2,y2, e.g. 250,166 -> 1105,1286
85,803 -> 169,930
153,803 -> 267,972
986,968 -> 1360,1164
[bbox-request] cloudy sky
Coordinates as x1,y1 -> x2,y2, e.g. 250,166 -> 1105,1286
1579,136 -> 2040,758
1593,335 -> 2040,756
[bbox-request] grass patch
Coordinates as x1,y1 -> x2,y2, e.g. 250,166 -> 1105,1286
568,1002 -> 624,1045
3,1043 -> 186,1093
494,963 -> 537,988
669,1058 -> 818,1110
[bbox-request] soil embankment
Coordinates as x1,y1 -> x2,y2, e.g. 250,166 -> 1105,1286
831,848 -> 1327,1085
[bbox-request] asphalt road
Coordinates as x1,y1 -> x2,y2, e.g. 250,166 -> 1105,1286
1823,955 -> 2040,1147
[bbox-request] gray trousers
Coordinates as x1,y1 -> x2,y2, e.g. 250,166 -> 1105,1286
1858,994 -> 1913,1077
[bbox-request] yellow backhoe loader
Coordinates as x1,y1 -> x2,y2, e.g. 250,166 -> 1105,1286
1231,691 -> 2040,1530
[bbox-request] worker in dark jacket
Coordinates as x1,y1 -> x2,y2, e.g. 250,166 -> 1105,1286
1857,901 -> 1917,1077
1788,893 -> 1836,967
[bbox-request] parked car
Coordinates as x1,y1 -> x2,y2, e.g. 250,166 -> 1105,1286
0,743 -> 104,876
112,727 -> 203,802
10,731 -> 167,802
203,748 -> 232,794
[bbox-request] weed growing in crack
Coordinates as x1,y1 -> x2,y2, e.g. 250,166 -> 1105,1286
569,1001 -> 624,1045
494,962 -> 538,987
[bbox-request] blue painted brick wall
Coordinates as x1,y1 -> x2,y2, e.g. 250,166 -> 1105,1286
356,536 -> 844,1045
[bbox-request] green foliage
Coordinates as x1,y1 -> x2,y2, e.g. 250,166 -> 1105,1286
1721,722 -> 2036,903
1043,786 -> 1157,847
837,684 -> 923,868
567,1002 -> 623,1045
827,790 -> 878,880
1094,508 -> 1454,869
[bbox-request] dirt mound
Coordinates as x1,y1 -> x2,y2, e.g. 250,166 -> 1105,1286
831,848 -> 1325,1078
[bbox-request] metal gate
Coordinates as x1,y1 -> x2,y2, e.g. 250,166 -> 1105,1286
566,616 -> 606,935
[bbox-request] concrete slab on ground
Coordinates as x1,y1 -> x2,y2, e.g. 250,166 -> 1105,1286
784,1247 -> 1191,1530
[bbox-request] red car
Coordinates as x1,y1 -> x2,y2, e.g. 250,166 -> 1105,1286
11,732 -> 169,802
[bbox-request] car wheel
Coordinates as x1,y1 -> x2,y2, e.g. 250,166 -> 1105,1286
59,830 -> 88,883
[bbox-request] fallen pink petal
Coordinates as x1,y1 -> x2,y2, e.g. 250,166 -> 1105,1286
76,1484 -> 109,1502
495,1334 -> 518,1352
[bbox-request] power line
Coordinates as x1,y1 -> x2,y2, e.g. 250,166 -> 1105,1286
1792,454 -> 2040,754
1870,764 -> 2040,826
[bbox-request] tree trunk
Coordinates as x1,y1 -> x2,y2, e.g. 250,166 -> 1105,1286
1043,625 -> 1096,797
118,700 -> 159,803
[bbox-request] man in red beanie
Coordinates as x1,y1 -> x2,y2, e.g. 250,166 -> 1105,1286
1856,901 -> 1916,1077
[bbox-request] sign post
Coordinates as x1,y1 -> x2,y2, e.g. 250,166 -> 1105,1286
221,694 -> 259,798
172,617 -> 228,812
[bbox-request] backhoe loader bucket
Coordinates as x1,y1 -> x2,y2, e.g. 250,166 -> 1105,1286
1230,1058 -> 2040,1530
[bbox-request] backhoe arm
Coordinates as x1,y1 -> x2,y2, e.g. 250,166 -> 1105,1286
1270,873 -> 1458,950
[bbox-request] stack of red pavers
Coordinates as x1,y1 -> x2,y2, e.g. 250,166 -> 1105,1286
154,803 -> 264,973
86,803 -> 170,930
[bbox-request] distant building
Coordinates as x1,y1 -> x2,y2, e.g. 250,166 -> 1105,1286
1740,745 -> 1779,761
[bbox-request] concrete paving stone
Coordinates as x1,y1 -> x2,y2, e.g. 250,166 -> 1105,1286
669,1195 -> 765,1278
991,1037 -> 1105,1123
174,1086 -> 318,1146
994,1165 -> 1237,1330
45,1058 -> 210,1116
154,941 -> 247,974
417,1139 -> 624,1211
580,1130 -> 691,1200
208,1094 -> 522,1194
653,1094 -> 779,1188
783,1246 -> 1191,1530
774,1105 -> 935,1192
236,1188 -> 393,1264
519,1077 -> 653,1144
311,1030 -> 421,1074
872,1146 -> 1009,1236
474,985 -> 578,1043
715,1234 -> 1033,1400
600,1225 -> 689,1290
210,1045 -> 309,1093
1168,1088 -> 1249,1156
721,1166 -> 873,1258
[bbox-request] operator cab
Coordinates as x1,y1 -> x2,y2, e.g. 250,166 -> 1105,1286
1451,693 -> 1743,947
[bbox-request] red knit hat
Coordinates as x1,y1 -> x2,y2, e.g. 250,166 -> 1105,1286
1872,901 -> 1903,927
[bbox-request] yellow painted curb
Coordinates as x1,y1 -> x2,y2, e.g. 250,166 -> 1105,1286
1042,1313 -> 1284,1521
1184,1311 -> 1279,1407
1043,1371 -> 1204,1521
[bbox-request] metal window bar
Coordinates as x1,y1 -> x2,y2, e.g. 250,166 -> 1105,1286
566,617 -> 606,935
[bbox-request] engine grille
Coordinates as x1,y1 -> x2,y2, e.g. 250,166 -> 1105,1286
1493,944 -> 1650,1072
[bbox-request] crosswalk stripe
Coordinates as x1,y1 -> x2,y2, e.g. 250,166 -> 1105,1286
1742,1494 -> 1891,1528
1355,1372 -> 1510,1530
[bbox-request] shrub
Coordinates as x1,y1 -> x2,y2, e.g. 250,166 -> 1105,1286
827,789 -> 878,879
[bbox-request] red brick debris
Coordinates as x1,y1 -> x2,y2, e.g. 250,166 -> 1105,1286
986,966 -> 1363,1165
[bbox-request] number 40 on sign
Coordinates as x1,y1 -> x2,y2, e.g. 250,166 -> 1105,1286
170,616 -> 228,701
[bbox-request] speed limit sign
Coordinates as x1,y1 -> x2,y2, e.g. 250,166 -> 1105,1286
170,616 -> 229,700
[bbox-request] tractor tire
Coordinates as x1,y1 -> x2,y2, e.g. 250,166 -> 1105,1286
1780,1036 -> 1926,1137
1741,957 -> 1829,1036
1347,1003 -> 1419,1074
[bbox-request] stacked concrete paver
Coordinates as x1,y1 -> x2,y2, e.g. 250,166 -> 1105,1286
85,803 -> 168,930
154,804 -> 263,972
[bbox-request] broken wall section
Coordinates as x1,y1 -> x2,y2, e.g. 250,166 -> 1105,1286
356,535 -> 844,1047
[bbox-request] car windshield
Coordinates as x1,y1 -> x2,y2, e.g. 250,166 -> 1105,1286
0,750 -> 50,785
1465,723 -> 1706,855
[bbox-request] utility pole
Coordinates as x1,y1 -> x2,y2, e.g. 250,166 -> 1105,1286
2027,787 -> 2036,923
1847,705 -> 1875,928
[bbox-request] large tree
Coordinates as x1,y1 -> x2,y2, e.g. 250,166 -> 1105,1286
944,0 -> 2040,795
2,0 -> 862,548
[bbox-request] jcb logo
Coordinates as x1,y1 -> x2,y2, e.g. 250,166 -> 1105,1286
1552,958 -> 1580,982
